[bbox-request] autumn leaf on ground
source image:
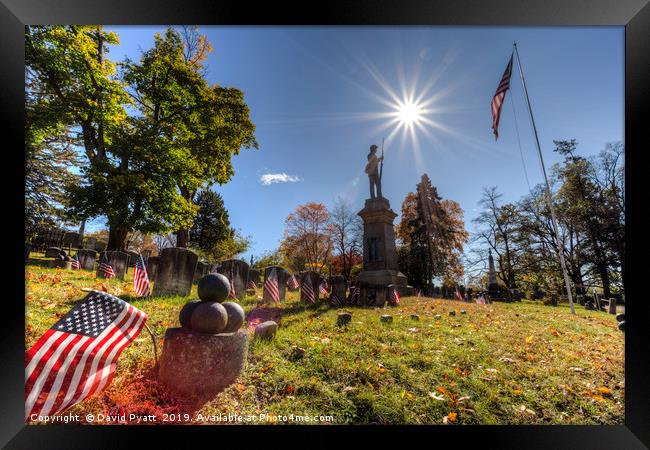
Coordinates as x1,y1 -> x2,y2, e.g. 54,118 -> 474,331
549,328 -> 561,337
525,335 -> 534,344
285,385 -> 295,394
429,392 -> 445,401
443,412 -> 457,424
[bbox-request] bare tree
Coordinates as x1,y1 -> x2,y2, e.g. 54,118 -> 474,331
329,197 -> 363,279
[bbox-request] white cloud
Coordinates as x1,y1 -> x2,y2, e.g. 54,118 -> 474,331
259,173 -> 302,186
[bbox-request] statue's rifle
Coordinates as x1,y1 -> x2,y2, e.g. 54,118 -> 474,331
379,137 -> 385,181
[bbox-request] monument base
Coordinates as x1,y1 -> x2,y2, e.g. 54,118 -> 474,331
358,269 -> 407,306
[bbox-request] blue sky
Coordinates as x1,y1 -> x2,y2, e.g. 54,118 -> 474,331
94,26 -> 623,261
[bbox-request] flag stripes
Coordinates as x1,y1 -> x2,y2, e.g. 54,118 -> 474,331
98,254 -> 115,279
25,292 -> 147,420
301,276 -> 315,303
263,268 -> 280,303
491,53 -> 514,140
133,255 -> 150,297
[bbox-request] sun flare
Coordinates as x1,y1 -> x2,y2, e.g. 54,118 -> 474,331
396,100 -> 424,126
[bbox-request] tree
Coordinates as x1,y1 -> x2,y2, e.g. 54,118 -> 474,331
328,198 -> 362,279
281,203 -> 332,273
397,174 -> 468,292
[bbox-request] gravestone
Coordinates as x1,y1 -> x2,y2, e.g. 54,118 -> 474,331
152,247 -> 198,297
62,232 -> 82,249
248,269 -> 261,286
217,259 -> 250,300
84,237 -> 97,250
608,298 -> 617,315
96,251 -> 129,279
300,271 -> 321,303
194,261 -> 210,283
146,256 -> 160,281
94,241 -> 107,253
45,247 -> 66,258
329,275 -> 348,305
263,266 -> 288,302
126,250 -> 140,267
76,249 -> 98,271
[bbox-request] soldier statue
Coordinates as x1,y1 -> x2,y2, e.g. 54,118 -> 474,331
365,144 -> 384,199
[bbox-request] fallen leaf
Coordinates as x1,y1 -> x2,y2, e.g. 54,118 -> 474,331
428,392 -> 445,401
525,335 -> 534,344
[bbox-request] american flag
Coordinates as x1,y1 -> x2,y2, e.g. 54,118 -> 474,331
263,268 -> 280,303
25,291 -> 147,421
350,283 -> 361,305
491,53 -> 513,140
389,287 -> 400,305
228,272 -> 237,299
455,288 -> 464,302
301,275 -> 315,304
98,253 -> 115,279
416,289 -> 422,297
70,255 -> 80,270
319,280 -> 329,296
330,292 -> 343,306
133,255 -> 150,297
247,279 -> 257,290
476,294 -> 487,305
287,274 -> 299,290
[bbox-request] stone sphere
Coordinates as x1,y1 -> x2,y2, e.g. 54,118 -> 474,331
197,273 -> 230,302
221,301 -> 245,333
190,301 -> 228,334
179,299 -> 202,329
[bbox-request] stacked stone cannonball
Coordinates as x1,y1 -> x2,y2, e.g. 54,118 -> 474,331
179,273 -> 245,334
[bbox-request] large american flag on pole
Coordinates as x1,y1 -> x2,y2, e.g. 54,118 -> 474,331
301,275 -> 315,303
98,253 -> 115,279
25,291 -> 147,421
133,254 -> 150,297
491,53 -> 513,140
263,268 -> 280,303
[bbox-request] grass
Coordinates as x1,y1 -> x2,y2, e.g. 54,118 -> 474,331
25,253 -> 624,425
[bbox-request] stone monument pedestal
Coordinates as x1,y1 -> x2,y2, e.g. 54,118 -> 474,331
158,328 -> 248,399
357,197 -> 407,306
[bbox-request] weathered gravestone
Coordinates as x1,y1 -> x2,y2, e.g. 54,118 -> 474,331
193,261 -> 210,283
248,269 -> 261,286
126,250 -> 140,268
217,259 -> 250,300
45,247 -> 66,258
263,266 -> 288,302
152,247 -> 198,297
300,271 -> 321,303
146,256 -> 160,281
96,251 -> 129,279
608,298 -> 617,315
76,249 -> 98,271
62,232 -> 82,249
329,275 -> 348,305
94,241 -> 107,253
83,237 -> 97,250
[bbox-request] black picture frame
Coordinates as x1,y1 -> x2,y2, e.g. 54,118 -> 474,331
3,0 -> 648,448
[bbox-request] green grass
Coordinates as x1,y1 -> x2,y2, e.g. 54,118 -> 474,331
25,254 -> 624,425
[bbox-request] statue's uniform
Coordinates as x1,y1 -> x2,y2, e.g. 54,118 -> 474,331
365,153 -> 382,198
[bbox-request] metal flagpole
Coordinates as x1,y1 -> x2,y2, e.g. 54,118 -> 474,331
513,42 -> 575,315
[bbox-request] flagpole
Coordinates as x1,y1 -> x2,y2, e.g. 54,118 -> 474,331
513,42 -> 575,315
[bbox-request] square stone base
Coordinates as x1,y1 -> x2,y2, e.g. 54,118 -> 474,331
358,269 -> 407,306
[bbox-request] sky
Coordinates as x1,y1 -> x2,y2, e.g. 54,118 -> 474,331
90,26 -> 624,262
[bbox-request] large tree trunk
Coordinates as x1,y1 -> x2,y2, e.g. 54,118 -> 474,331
107,226 -> 129,252
596,261 -> 611,299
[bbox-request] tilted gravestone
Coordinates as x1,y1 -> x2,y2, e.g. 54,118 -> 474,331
152,247 -> 198,297
84,237 -> 97,250
96,251 -> 129,280
146,256 -> 160,282
217,259 -> 250,300
45,247 -> 66,259
194,261 -> 210,283
126,250 -> 140,267
263,266 -> 288,302
329,275 -> 348,305
300,271 -> 321,303
76,249 -> 98,271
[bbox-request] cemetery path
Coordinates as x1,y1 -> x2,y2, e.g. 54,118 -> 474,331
246,306 -> 283,330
